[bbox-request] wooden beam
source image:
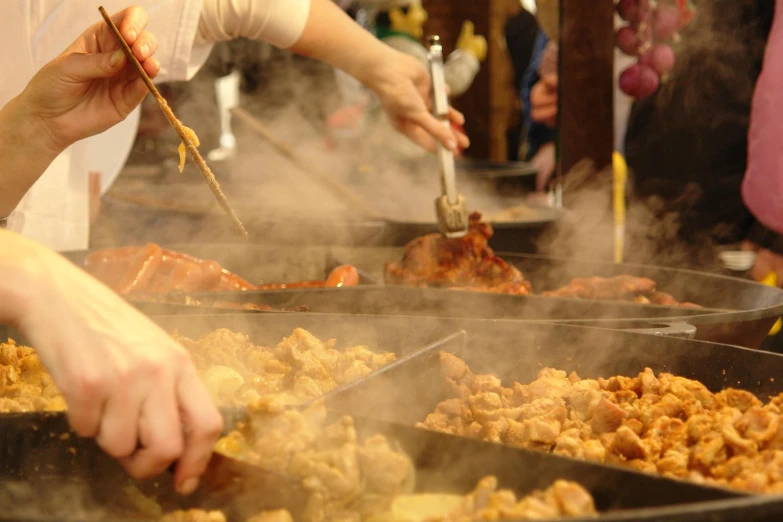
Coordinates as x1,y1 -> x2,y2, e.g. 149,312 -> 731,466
559,0 -> 614,175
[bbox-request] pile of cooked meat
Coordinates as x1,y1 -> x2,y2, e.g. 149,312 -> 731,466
419,352 -> 783,494
542,275 -> 700,307
216,399 -> 416,522
0,328 -> 395,411
211,399 -> 596,522
175,328 -> 397,407
0,340 -> 65,413
84,244 -> 360,296
430,476 -> 595,522
385,212 -> 533,296
385,212 -> 698,307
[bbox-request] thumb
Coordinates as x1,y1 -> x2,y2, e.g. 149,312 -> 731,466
60,50 -> 126,82
462,21 -> 475,38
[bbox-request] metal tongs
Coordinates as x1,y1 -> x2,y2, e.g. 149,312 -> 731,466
427,36 -> 469,238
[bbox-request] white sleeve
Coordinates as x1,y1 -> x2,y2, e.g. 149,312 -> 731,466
28,0 -> 213,84
197,0 -> 311,49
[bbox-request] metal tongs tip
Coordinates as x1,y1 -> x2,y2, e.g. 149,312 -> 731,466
427,35 -> 469,238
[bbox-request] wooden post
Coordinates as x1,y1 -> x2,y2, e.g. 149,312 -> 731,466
558,0 -> 614,175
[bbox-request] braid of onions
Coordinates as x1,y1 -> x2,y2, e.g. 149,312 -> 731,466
614,0 -> 694,100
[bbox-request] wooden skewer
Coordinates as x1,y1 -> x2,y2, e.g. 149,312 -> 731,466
231,107 -> 384,221
98,6 -> 248,240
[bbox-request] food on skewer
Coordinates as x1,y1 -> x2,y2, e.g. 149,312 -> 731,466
83,244 -> 359,295
177,125 -> 201,173
542,275 -> 701,308
420,352 -> 783,494
99,6 -> 248,239
0,327 -> 396,411
385,212 -> 533,295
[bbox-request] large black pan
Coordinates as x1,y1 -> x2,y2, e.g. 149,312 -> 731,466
100,246 -> 782,349
4,316 -> 783,521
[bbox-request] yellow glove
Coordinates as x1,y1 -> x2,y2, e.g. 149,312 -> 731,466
456,21 -> 487,62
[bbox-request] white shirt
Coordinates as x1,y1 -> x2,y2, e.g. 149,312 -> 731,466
2,0 -> 213,252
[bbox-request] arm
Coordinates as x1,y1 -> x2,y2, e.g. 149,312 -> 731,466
0,97 -> 60,218
198,0 -> 468,153
0,7 -> 160,218
0,227 -> 222,495
0,8 -> 221,493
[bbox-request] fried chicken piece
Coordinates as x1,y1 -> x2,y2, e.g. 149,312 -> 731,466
174,328 -> 396,407
436,476 -> 596,521
158,510 -> 226,522
384,212 -> 532,295
247,510 -> 294,522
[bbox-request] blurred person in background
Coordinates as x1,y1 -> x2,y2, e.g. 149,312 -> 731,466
504,7 -> 542,161
1,0 -> 468,253
624,0 -> 781,278
0,6 -> 222,495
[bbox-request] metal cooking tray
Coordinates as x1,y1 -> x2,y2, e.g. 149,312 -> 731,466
114,249 -> 783,347
0,412 -> 746,522
4,317 -> 783,520
324,319 -> 783,424
329,249 -> 783,349
60,244 -> 379,287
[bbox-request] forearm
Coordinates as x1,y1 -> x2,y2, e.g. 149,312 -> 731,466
0,230 -> 44,325
198,0 -> 397,89
0,95 -> 62,218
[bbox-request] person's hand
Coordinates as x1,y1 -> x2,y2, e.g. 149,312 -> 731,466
532,142 -> 556,192
456,21 -> 488,62
0,231 -> 222,495
20,6 -> 160,154
743,241 -> 783,288
530,74 -> 558,128
366,50 -> 470,154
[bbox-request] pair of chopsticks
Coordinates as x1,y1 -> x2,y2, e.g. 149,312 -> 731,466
98,6 -> 248,239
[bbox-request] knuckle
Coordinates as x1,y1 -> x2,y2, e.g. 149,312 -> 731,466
155,437 -> 184,463
99,436 -> 135,459
71,371 -> 109,398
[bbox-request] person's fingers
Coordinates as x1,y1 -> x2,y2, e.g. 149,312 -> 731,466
57,50 -> 127,82
394,119 -> 438,153
172,369 -> 224,495
531,104 -> 558,125
541,74 -> 559,89
410,112 -> 458,152
132,31 -> 158,63
455,129 -> 470,150
144,58 -> 161,80
95,384 -> 143,459
751,250 -> 774,282
63,372 -> 109,438
449,106 -> 465,126
116,6 -> 149,47
120,371 -> 183,480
